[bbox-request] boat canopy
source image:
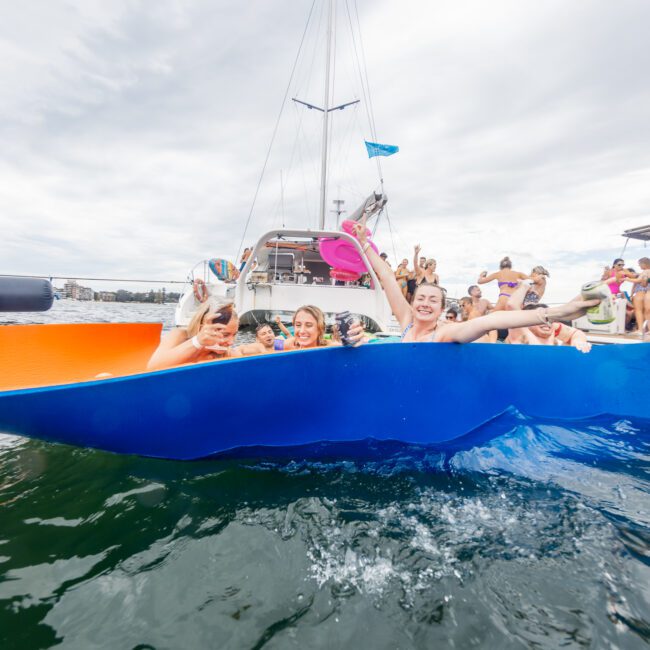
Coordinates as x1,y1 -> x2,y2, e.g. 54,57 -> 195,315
622,225 -> 650,241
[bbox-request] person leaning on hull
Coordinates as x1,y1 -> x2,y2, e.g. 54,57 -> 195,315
352,216 -> 600,345
147,297 -> 242,371
147,301 -> 366,370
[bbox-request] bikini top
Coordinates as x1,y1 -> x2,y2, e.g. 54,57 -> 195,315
401,322 -> 436,342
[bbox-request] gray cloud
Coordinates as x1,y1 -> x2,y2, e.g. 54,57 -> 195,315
2,0 -> 650,303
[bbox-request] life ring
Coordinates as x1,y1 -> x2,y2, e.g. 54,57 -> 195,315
193,278 -> 209,303
319,237 -> 378,274
330,268 -> 360,282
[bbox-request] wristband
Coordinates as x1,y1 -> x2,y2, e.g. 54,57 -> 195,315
190,335 -> 203,350
362,242 -> 371,253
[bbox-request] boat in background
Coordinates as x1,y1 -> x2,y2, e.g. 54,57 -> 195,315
174,0 -> 400,332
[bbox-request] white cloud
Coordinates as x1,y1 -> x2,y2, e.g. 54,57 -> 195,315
2,0 -> 650,302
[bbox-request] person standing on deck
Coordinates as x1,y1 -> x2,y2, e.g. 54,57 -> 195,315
477,257 -> 528,310
467,285 -> 493,316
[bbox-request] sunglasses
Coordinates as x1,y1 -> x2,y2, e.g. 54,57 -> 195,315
202,306 -> 233,326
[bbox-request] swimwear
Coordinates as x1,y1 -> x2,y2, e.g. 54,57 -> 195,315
608,270 -> 622,295
523,290 -> 540,305
400,323 -> 436,342
400,322 -> 413,341
497,280 -> 518,298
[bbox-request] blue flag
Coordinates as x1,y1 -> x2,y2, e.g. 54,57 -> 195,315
365,141 -> 399,158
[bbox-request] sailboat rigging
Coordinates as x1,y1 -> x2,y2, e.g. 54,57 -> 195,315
174,0 -> 398,333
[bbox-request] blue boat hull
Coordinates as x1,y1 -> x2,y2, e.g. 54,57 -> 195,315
0,343 -> 648,460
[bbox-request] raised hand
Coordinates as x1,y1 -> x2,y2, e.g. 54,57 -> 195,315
346,320 -> 367,347
353,215 -> 369,246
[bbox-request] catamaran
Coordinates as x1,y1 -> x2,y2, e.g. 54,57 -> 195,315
174,0 -> 400,334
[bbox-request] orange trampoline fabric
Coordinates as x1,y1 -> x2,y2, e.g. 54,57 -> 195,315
0,323 -> 162,391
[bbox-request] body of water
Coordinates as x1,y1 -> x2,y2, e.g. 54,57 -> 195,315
1,303 -> 649,648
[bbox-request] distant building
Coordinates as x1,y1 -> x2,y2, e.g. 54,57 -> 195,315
98,291 -> 116,302
63,280 -> 93,300
78,286 -> 93,301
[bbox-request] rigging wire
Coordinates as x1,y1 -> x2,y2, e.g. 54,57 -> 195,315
235,0 -> 317,262
346,0 -> 397,259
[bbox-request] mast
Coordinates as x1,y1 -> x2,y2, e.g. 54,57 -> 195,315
319,0 -> 333,230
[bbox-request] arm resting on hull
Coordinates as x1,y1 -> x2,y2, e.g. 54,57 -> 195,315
437,301 -> 599,344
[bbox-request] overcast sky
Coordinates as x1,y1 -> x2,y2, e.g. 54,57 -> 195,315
2,0 -> 650,302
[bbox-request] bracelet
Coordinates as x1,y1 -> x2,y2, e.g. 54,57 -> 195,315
362,242 -> 371,253
190,335 -> 203,350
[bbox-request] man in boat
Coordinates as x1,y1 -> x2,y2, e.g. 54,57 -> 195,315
467,285 -> 493,317
506,282 -> 591,352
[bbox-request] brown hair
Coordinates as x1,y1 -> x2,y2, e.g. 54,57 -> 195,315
187,298 -> 237,337
413,283 -> 446,309
292,305 -> 326,347
499,256 -> 512,269
639,257 -> 650,268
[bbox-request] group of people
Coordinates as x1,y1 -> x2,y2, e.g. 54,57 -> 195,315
601,257 -> 650,335
148,217 -> 606,371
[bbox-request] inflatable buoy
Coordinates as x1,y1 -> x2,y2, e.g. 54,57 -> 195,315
0,277 -> 54,313
330,268 -> 360,282
319,237 -> 378,274
341,219 -> 371,238
193,278 -> 209,303
208,258 -> 238,282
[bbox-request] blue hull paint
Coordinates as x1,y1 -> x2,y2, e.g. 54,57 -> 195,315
0,343 -> 648,460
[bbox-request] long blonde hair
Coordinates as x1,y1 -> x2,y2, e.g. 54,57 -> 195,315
292,305 -> 326,347
187,298 -> 237,337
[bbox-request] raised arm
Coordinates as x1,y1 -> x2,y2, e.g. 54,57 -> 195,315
274,315 -> 292,338
413,245 -> 423,279
355,219 -> 412,328
436,299 -> 599,344
477,271 -> 498,285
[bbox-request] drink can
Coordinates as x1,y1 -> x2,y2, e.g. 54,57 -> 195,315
581,281 -> 615,324
335,311 -> 355,346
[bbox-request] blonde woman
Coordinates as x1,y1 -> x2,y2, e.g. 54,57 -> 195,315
523,266 -> 550,305
413,245 -> 439,285
147,298 -> 241,370
278,305 -> 365,350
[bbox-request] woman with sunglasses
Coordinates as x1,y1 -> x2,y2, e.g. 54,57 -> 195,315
602,258 -> 634,296
147,298 -> 241,370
